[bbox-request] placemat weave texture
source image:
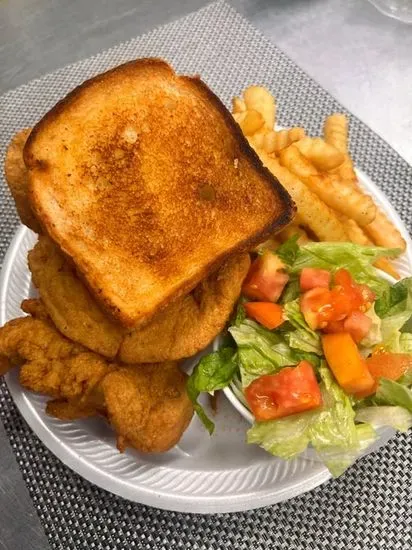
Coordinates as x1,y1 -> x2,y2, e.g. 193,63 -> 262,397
0,1 -> 411,548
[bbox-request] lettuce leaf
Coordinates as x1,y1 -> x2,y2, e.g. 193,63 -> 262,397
187,347 -> 238,433
375,277 -> 412,318
285,241 -> 400,296
247,410 -> 315,460
229,320 -> 296,387
247,365 -> 375,476
280,276 -> 300,304
399,367 -> 412,386
375,378 -> 412,412
356,406 -> 412,432
366,278 -> 412,353
315,423 -> 377,478
283,299 -> 322,355
229,319 -> 321,387
360,306 -> 382,349
276,234 -> 300,266
231,302 -> 246,327
380,311 -> 412,353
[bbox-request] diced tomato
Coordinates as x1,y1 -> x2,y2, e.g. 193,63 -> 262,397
245,361 -> 322,421
367,352 -> 412,381
355,353 -> 412,398
300,287 -> 351,330
333,268 -> 353,288
323,312 -> 371,343
300,268 -> 331,291
357,284 -> 376,307
321,333 -> 375,394
244,302 -> 284,330
334,269 -> 375,312
242,252 -> 289,302
323,320 -> 345,333
300,288 -> 331,330
343,311 -> 372,343
301,269 -> 376,331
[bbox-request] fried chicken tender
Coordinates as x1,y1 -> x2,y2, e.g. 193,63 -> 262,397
102,363 -> 193,453
28,236 -> 250,363
21,298 -> 51,320
119,253 -> 251,363
0,316 -> 193,453
4,128 -> 42,233
29,236 -> 124,359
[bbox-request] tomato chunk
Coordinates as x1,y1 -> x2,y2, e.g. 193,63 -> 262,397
334,269 -> 375,312
355,353 -> 412,398
322,320 -> 345,333
322,333 -> 375,394
323,312 -> 371,342
343,311 -> 372,343
300,268 -> 331,291
245,361 -> 322,421
242,252 -> 289,302
244,302 -> 284,330
367,352 -> 412,381
300,269 -> 376,331
300,287 -> 351,330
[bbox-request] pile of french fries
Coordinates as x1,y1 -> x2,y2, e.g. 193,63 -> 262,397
232,87 -> 406,279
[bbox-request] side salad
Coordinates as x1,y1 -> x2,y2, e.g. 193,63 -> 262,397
187,238 -> 412,477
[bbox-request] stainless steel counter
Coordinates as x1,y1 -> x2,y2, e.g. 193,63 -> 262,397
0,1 -> 411,548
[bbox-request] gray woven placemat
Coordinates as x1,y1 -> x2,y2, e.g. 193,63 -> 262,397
0,1 -> 411,548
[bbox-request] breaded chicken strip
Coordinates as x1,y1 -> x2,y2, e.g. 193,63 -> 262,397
28,236 -> 250,362
0,316 -> 193,453
4,128 -> 42,233
102,363 -> 193,453
21,298 -> 51,321
119,253 -> 250,363
29,236 -> 124,359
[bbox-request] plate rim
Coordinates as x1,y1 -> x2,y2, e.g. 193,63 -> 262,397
1,167 -> 411,513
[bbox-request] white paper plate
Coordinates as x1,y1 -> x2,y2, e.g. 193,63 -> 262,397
1,169 -> 411,514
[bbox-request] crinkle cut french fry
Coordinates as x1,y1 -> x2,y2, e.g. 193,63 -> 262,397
324,113 -> 348,153
279,145 -> 376,226
234,109 -> 265,136
288,127 -> 306,143
232,97 -> 246,113
332,166 -> 406,251
278,144 -> 318,179
335,213 -> 400,279
324,113 -> 357,183
333,165 -> 406,252
248,129 -> 267,150
294,136 -> 345,172
277,224 -> 311,245
256,149 -> 349,242
233,112 -> 246,124
307,175 -> 376,226
267,128 -> 306,155
336,157 -> 358,184
261,130 -> 277,154
364,209 -> 406,251
373,257 -> 401,280
243,86 -> 276,129
338,215 -> 371,246
252,128 -> 306,155
254,237 -> 281,254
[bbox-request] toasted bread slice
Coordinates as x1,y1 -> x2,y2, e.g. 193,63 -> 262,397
25,58 -> 295,326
